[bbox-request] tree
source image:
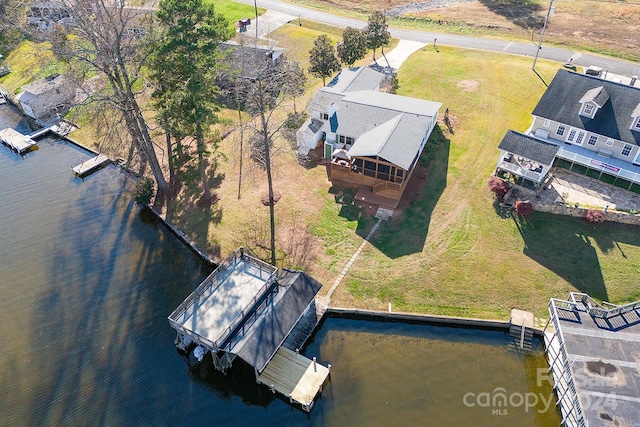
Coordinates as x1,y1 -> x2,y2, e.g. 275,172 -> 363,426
337,27 -> 367,67
488,176 -> 509,199
281,60 -> 306,114
239,42 -> 307,265
364,11 -> 390,62
48,1 -> 168,202
309,34 -> 340,86
514,200 -> 534,216
150,0 -> 233,204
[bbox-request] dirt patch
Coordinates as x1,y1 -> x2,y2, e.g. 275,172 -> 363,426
456,79 -> 479,91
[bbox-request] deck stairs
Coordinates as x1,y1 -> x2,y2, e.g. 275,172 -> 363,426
375,207 -> 394,221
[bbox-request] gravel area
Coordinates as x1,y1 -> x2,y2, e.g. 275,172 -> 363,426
386,0 -> 476,17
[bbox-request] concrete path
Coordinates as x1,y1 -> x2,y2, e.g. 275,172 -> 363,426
325,218 -> 382,299
379,40 -> 427,70
242,10 -> 296,40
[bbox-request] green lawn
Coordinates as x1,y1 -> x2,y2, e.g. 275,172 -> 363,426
3,9 -> 639,321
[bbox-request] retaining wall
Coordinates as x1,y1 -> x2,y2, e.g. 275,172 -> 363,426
326,307 -> 546,339
533,202 -> 640,226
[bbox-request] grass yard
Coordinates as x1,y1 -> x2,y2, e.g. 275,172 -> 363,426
326,45 -> 640,319
164,21 -> 640,320
2,5 -> 639,320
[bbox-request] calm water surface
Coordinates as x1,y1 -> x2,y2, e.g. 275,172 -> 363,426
0,109 -> 560,426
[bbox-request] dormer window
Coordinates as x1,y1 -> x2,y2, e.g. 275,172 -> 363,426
579,86 -> 609,118
582,103 -> 594,116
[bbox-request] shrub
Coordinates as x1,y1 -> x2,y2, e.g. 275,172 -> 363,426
134,176 -> 155,205
514,200 -> 534,216
586,209 -> 605,224
488,176 -> 509,199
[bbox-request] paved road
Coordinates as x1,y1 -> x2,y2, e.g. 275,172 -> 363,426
236,0 -> 639,76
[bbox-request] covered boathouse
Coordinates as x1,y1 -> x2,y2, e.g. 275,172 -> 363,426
168,248 -> 330,411
545,292 -> 640,427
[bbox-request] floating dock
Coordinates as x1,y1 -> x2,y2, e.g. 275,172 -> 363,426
0,127 -> 37,154
546,292 -> 640,427
169,248 -> 330,411
72,153 -> 111,177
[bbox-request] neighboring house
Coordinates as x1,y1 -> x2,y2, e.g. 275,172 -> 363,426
218,41 -> 284,81
17,74 -> 75,123
27,1 -> 74,30
297,66 -> 442,208
496,69 -> 640,189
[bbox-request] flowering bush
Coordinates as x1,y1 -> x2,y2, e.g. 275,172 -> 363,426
488,176 -> 509,199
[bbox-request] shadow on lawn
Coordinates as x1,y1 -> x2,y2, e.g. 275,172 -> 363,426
368,128 -> 450,258
514,212 -> 640,302
164,161 -> 225,259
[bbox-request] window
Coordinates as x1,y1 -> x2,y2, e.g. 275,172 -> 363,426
556,125 -> 566,136
566,129 -> 576,142
635,117 -> 640,130
575,132 -> 585,145
321,113 -> 329,120
543,119 -> 550,128
582,103 -> 594,116
338,135 -> 353,145
606,138 -> 614,146
587,135 -> 598,146
622,144 -> 632,156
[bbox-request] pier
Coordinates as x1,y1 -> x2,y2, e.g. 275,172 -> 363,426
168,248 -> 330,411
0,127 -> 37,154
72,154 -> 111,177
545,292 -> 640,427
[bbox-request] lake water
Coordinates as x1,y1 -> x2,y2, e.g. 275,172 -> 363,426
0,107 -> 560,426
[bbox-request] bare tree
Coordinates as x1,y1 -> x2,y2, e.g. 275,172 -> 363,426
47,1 -> 168,202
233,40 -> 307,265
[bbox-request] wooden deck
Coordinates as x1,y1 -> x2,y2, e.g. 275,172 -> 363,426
72,154 -> 111,177
257,347 -> 330,411
0,127 -> 37,154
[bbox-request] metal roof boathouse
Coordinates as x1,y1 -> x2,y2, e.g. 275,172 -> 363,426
168,248 -> 330,411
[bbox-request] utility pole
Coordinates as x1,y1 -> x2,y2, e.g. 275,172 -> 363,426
532,0 -> 555,71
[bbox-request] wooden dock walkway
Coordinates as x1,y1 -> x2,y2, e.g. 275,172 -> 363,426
72,154 -> 111,177
257,347 -> 330,411
0,127 -> 37,154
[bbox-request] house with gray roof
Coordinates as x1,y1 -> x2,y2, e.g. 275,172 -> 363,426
496,69 -> 640,189
297,66 -> 441,208
17,74 -> 74,124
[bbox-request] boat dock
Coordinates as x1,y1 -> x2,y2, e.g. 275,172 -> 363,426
72,154 -> 111,177
545,292 -> 640,427
168,248 -> 330,411
0,127 -> 37,154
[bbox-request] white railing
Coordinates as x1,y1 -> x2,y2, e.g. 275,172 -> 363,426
498,160 -> 544,182
557,147 -> 640,185
168,248 -> 277,350
548,299 -> 587,427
